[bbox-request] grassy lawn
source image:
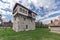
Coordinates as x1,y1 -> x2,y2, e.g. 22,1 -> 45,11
0,28 -> 60,40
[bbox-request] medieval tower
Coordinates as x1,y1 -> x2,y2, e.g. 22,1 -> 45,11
13,3 -> 37,32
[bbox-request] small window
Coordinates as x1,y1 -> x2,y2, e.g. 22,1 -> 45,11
22,9 -> 25,13
24,17 -> 26,21
25,11 -> 27,14
23,9 -> 27,14
26,25 -> 28,29
20,8 -> 22,12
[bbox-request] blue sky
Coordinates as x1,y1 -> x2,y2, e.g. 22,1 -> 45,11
0,0 -> 60,24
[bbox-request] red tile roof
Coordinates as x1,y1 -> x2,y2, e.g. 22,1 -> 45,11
48,18 -> 60,27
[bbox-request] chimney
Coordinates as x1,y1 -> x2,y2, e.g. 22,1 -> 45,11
58,16 -> 60,20
51,20 -> 53,24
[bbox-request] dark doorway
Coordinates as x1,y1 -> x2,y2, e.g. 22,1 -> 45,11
26,25 -> 28,29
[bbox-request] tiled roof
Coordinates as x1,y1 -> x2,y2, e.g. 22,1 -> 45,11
48,19 -> 60,27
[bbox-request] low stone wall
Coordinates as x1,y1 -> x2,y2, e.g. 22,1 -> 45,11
49,27 -> 60,34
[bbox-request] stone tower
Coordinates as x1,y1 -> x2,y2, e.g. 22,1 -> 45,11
13,3 -> 37,32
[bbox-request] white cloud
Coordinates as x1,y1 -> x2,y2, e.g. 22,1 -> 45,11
0,9 -> 12,15
0,9 -> 6,15
2,16 -> 6,19
36,15 -> 45,21
45,10 -> 60,17
41,15 -> 60,24
2,0 -> 7,2
19,0 -> 31,8
38,10 -> 60,24
6,11 -> 12,15
0,1 -> 4,8
29,0 -> 55,8
30,0 -> 38,4
36,16 -> 42,21
38,10 -> 60,21
0,1 -> 10,8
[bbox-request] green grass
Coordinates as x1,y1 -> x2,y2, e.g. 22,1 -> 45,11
0,28 -> 60,40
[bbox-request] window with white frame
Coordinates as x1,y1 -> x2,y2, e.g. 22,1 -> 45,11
25,11 -> 27,14
20,8 -> 27,14
22,9 -> 25,13
20,8 -> 22,12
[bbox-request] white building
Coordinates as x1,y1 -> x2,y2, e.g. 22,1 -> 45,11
13,3 -> 37,32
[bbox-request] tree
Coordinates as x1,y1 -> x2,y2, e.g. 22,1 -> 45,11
9,20 -> 12,28
35,21 -> 43,28
9,20 -> 12,23
35,21 -> 48,28
0,14 -> 2,26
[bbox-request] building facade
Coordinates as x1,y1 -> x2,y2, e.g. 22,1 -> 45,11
13,3 -> 37,32
48,19 -> 60,27
48,17 -> 60,33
